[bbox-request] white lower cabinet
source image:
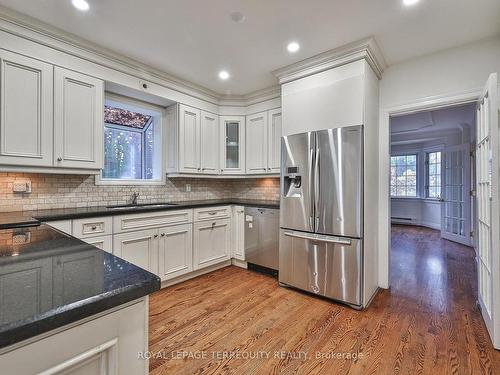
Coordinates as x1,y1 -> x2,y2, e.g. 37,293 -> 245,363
113,229 -> 159,275
46,220 -> 72,235
84,235 -> 113,253
158,224 -> 193,281
232,206 -> 245,260
193,218 -> 231,270
0,298 -> 149,375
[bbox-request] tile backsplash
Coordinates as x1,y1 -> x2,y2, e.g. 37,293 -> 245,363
0,173 -> 280,212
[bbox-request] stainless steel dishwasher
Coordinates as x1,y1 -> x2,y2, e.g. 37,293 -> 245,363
245,207 -> 279,272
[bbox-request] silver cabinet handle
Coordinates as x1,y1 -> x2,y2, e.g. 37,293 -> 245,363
208,212 -> 217,215
283,230 -> 352,245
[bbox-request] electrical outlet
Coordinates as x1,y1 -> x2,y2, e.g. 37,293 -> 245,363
13,181 -> 31,193
185,184 -> 192,192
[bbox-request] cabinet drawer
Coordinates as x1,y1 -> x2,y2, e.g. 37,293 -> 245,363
194,206 -> 231,222
72,217 -> 112,238
113,209 -> 193,233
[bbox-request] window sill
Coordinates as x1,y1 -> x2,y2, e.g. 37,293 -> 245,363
391,196 -> 442,203
94,176 -> 166,186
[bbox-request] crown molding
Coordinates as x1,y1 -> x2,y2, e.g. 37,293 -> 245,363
273,37 -> 387,84
218,85 -> 281,106
0,6 -> 281,107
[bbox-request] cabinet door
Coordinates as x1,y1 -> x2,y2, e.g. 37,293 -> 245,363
84,235 -> 113,253
178,104 -> 201,173
200,111 -> 219,174
0,50 -> 53,166
0,258 -> 53,325
158,224 -> 193,281
268,108 -> 282,173
113,229 -> 158,274
52,250 -> 104,306
220,116 -> 245,174
193,219 -> 231,270
54,67 -> 104,170
232,206 -> 245,260
246,112 -> 268,174
46,219 -> 72,235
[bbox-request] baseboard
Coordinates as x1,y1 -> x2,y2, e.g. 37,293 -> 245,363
231,258 -> 248,269
160,260 -> 231,288
391,219 -> 440,231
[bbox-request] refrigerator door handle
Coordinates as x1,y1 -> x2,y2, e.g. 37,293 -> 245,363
283,230 -> 352,245
308,138 -> 315,231
314,146 -> 320,231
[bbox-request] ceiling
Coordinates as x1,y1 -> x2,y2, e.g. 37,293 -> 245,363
390,103 -> 476,146
1,0 -> 499,96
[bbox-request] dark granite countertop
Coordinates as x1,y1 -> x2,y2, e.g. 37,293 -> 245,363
0,224 -> 160,349
0,199 -> 280,228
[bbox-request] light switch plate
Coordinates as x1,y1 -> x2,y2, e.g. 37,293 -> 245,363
185,184 -> 192,192
13,181 -> 31,193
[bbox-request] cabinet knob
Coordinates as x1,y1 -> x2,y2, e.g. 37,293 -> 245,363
212,222 -> 216,227
142,83 -> 148,89
153,234 -> 158,238
57,157 -> 62,161
161,233 -> 165,237
91,226 -> 97,230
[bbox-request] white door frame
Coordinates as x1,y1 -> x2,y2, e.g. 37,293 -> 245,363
378,90 -> 481,289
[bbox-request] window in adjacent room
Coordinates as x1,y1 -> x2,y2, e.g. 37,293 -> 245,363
99,95 -> 163,184
390,154 -> 417,197
426,151 -> 442,198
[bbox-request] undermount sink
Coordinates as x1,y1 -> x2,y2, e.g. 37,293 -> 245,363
106,203 -> 178,210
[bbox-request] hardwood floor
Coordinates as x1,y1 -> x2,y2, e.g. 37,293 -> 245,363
149,225 -> 500,374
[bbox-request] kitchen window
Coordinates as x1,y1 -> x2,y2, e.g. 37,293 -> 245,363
390,154 -> 417,197
426,151 -> 442,198
97,95 -> 164,185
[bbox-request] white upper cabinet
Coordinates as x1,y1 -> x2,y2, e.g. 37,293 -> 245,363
245,108 -> 281,174
220,116 -> 245,174
178,104 -> 201,173
0,50 -> 53,167
200,111 -> 219,174
246,111 -> 268,174
267,108 -> 282,173
54,67 -> 104,170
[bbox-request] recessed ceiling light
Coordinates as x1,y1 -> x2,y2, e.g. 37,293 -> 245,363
287,42 -> 300,53
218,70 -> 230,80
403,0 -> 420,6
72,0 -> 89,11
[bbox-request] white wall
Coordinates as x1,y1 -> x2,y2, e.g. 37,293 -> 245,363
378,36 -> 500,288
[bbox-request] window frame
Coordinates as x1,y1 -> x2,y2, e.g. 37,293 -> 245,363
95,93 -> 166,186
390,153 -> 418,198
425,151 -> 442,199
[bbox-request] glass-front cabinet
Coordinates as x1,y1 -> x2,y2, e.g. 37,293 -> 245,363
220,116 -> 245,174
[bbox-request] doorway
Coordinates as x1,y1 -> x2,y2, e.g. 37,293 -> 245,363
381,73 -> 499,350
389,103 -> 476,246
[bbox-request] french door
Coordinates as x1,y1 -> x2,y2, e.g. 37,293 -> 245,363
441,143 -> 471,245
476,73 -> 499,349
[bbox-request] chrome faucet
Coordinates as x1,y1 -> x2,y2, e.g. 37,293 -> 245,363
131,192 -> 139,205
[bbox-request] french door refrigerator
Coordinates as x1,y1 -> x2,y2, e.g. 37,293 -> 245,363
279,125 -> 363,308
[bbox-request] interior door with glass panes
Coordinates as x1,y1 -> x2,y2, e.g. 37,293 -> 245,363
475,73 -> 499,349
440,143 -> 471,246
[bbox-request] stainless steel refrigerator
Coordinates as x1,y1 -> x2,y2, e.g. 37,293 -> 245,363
279,125 -> 363,308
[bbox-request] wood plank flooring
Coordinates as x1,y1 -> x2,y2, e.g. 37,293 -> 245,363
149,225 -> 500,374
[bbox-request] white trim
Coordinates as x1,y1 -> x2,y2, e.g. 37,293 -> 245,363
379,90 -> 481,289
273,37 -> 386,83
